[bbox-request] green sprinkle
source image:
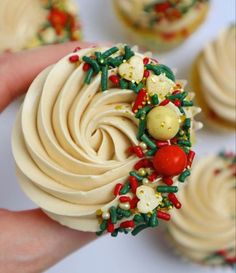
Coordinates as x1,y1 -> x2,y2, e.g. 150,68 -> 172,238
184,118 -> 191,129
95,51 -> 105,65
180,145 -> 190,154
107,55 -> 124,67
178,169 -> 191,182
137,116 -> 146,140
149,212 -> 158,227
120,182 -> 130,194
100,220 -> 108,231
109,206 -> 117,224
180,91 -> 188,100
111,229 -> 119,237
96,230 -> 104,236
101,46 -> 119,59
131,224 -> 148,236
101,65 -> 108,91
142,213 -> 150,223
167,93 -> 183,100
120,79 -> 129,89
124,45 -> 134,60
158,64 -> 175,81
145,148 -> 157,156
129,82 -> 144,94
82,56 -> 100,73
135,105 -> 152,118
178,140 -> 191,147
157,186 -> 178,193
179,107 -> 185,114
182,101 -> 194,107
133,214 -> 144,223
145,64 -> 162,75
151,94 -> 159,105
141,134 -> 157,149
84,68 -> 94,84
129,171 -> 143,181
116,208 -> 131,218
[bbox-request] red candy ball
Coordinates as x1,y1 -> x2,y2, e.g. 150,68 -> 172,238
153,145 -> 187,176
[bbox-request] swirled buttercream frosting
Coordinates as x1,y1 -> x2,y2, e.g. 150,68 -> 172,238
12,45 -> 202,236
0,0 -> 81,52
194,26 -> 236,129
167,152 -> 236,266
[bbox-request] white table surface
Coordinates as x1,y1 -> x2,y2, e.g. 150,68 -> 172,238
0,0 -> 235,272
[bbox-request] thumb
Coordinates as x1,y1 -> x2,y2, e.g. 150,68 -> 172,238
0,41 -> 94,113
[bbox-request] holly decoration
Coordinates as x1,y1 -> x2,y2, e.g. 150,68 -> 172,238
68,45 -> 197,236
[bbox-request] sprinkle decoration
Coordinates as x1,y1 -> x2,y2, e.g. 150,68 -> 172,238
26,0 -> 82,48
68,44 -> 197,236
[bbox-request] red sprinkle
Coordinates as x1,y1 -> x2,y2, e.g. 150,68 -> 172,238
163,177 -> 173,186
225,257 -> 236,264
132,88 -> 147,113
187,150 -> 195,167
156,140 -> 169,148
174,99 -> 181,107
69,55 -> 79,63
107,221 -> 115,233
148,172 -> 159,182
143,70 -> 150,78
120,220 -> 135,229
119,196 -> 131,203
129,176 -> 138,193
114,183 -> 123,196
170,137 -> 178,144
172,90 -> 181,95
130,197 -> 139,209
73,46 -> 81,52
154,2 -> 171,13
109,75 -> 120,85
168,193 -> 182,209
143,57 -> 149,65
133,146 -> 145,158
134,158 -> 153,170
217,249 -> 227,256
159,99 -> 170,106
83,62 -> 91,71
157,210 -> 171,221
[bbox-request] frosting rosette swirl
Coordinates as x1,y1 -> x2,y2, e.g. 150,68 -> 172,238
167,153 -> 236,266
193,26 -> 236,130
12,45 -> 201,235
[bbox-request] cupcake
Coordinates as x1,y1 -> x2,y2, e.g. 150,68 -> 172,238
12,44 -> 202,236
0,0 -> 82,53
113,0 -> 210,51
191,26 -> 236,132
167,152 -> 236,266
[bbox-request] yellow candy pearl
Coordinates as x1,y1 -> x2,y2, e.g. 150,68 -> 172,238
147,106 -> 180,141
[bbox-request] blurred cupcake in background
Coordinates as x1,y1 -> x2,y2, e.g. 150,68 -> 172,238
166,152 -> 236,266
113,0 -> 210,52
0,0 -> 82,53
191,26 -> 236,132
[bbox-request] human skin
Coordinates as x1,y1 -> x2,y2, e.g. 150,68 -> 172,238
0,42 -> 99,273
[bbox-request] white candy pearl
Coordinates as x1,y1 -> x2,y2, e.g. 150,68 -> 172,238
119,202 -> 130,210
142,178 -> 149,184
147,106 -> 180,140
139,142 -> 147,150
102,212 -> 110,220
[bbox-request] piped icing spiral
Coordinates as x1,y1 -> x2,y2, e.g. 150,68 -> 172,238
0,0 -> 81,52
167,153 -> 236,266
196,26 -> 236,126
12,45 -> 201,236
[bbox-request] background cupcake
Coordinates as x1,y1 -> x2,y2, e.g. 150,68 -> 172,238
166,152 -> 236,266
191,26 -> 236,132
0,0 -> 82,52
113,0 -> 210,51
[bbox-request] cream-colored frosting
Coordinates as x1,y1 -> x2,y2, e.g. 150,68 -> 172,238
167,155 -> 236,265
197,26 -> 236,123
0,0 -> 46,52
12,46 -> 201,232
115,0 -> 206,32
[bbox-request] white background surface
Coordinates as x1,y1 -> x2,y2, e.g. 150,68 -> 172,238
0,0 -> 235,272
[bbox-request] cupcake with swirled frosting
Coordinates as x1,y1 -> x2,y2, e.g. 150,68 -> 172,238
0,0 -> 81,52
113,0 -> 210,52
167,152 -> 236,266
12,44 -> 202,236
191,26 -> 236,131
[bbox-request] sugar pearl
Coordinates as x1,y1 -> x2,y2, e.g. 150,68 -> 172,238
102,212 -> 110,220
119,202 -> 130,210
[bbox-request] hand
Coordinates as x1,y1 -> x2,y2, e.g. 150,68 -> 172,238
0,42 -> 97,273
